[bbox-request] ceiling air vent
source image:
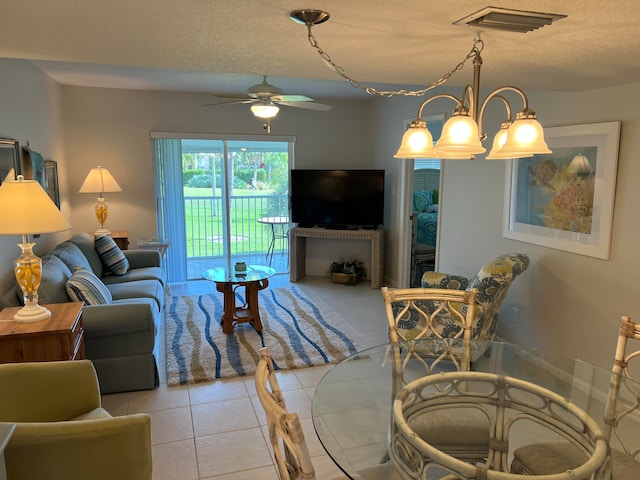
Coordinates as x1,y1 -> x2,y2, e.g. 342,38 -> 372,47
453,6 -> 566,33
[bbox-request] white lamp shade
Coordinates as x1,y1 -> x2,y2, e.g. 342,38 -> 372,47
435,115 -> 486,159
497,117 -> 552,157
0,177 -> 71,235
251,103 -> 280,119
394,125 -> 437,158
79,166 -> 123,194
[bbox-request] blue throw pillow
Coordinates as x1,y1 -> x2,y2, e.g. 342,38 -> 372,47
413,190 -> 434,212
66,267 -> 112,305
94,235 -> 129,275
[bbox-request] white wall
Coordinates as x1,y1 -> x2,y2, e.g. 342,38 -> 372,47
60,86 -> 375,274
0,59 -> 68,296
374,81 -> 640,369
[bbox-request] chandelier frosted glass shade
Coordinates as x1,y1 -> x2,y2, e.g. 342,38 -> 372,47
435,114 -> 486,159
393,121 -> 437,158
495,113 -> 551,157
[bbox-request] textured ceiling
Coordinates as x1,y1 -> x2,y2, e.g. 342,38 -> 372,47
1,1 -> 639,99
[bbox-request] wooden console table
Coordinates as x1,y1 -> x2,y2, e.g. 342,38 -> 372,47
289,227 -> 384,288
90,230 -> 129,250
0,302 -> 85,363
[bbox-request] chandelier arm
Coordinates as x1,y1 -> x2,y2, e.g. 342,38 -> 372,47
477,86 -> 528,138
416,93 -> 464,119
477,94 -> 512,141
304,22 -> 482,97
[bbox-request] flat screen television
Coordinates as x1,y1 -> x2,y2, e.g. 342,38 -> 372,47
290,169 -> 385,228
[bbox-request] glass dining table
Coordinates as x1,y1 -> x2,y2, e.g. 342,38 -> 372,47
311,340 -> 640,479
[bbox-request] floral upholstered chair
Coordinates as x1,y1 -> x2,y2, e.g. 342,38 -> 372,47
421,253 -> 530,340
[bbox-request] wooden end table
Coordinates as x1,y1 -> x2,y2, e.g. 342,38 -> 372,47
0,302 -> 85,363
90,230 -> 129,250
202,265 -> 276,334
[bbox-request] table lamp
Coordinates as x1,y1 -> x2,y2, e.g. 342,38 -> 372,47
0,176 -> 71,322
79,166 -> 122,235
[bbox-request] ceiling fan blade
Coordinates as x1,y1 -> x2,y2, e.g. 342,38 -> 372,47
209,94 -> 248,100
276,101 -> 332,111
201,99 -> 255,107
274,94 -> 314,102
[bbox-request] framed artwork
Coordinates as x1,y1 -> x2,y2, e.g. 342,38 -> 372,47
0,138 -> 21,185
45,160 -> 61,208
23,146 -> 46,189
503,121 -> 621,260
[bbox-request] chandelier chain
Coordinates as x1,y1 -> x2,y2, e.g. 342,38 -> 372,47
306,25 -> 484,97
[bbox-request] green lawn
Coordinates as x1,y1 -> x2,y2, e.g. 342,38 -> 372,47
183,188 -> 286,257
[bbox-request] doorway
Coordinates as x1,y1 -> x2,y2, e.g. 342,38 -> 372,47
410,160 -> 441,286
152,134 -> 294,283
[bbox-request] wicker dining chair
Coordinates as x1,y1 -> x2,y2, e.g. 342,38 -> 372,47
392,371 -> 609,480
381,287 -> 492,464
510,316 -> 640,478
255,347 -> 401,480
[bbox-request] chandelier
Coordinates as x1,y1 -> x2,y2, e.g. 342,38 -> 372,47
290,9 -> 553,160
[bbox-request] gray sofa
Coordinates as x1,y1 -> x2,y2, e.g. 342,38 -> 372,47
1,233 -> 165,394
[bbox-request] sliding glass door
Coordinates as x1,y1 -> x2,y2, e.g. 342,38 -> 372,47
152,133 -> 294,282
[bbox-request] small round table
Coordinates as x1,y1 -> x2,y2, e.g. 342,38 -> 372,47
257,216 -> 289,266
202,265 -> 276,334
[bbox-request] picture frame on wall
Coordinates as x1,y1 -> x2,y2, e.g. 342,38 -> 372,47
45,160 -> 60,208
0,138 -> 21,185
502,121 -> 621,260
23,146 -> 46,190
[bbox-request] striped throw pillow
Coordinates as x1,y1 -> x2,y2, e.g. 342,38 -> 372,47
94,235 -> 129,275
66,267 -> 112,305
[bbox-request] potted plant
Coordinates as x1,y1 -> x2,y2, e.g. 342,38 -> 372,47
328,258 -> 367,285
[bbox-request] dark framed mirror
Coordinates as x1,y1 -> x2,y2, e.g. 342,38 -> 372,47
0,138 -> 21,185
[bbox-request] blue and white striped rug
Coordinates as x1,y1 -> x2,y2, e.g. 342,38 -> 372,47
165,286 -> 360,386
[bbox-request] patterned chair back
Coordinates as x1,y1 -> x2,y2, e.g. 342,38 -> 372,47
421,253 -> 529,340
467,253 -> 530,339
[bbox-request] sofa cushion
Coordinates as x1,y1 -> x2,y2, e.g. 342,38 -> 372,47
66,267 -> 112,305
106,280 -> 164,312
101,266 -> 165,286
52,240 -> 92,273
69,233 -> 104,277
38,255 -> 73,304
94,235 -> 129,275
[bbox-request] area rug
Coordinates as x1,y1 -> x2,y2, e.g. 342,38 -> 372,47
165,286 -> 360,386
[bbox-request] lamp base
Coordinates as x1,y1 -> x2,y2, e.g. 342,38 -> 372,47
94,227 -> 112,236
13,303 -> 52,323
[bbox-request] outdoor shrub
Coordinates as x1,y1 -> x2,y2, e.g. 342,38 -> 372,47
188,175 -> 213,188
183,169 -> 207,185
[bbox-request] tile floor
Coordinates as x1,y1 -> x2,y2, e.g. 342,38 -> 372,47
100,274 -> 389,480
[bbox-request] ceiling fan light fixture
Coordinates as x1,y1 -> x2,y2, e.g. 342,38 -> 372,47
251,103 -> 280,119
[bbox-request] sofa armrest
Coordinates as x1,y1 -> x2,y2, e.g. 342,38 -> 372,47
122,249 -> 161,269
5,414 -> 152,480
82,303 -> 157,338
421,272 -> 470,290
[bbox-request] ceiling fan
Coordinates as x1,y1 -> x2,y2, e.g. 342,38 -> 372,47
204,76 -> 332,121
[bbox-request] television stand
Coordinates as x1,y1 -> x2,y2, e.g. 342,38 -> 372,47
290,227 -> 384,289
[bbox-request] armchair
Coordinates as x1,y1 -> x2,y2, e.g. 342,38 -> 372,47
421,253 -> 530,340
0,360 -> 152,480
